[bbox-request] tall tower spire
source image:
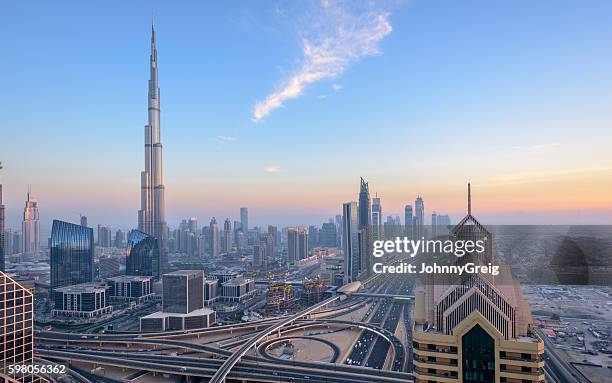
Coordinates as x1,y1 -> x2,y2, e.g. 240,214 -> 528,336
139,21 -> 167,276
468,182 -> 472,215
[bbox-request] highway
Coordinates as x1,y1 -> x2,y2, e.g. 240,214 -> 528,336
209,295 -> 341,383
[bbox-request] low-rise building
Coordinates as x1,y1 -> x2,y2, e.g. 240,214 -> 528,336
204,278 -> 218,306
221,276 -> 256,303
140,307 -> 216,332
107,275 -> 154,303
52,283 -> 112,318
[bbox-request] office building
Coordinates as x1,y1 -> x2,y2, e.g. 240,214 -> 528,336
358,177 -> 372,276
107,275 -> 154,303
203,278 -> 219,306
80,215 -> 88,227
371,195 -> 383,242
221,276 -> 256,303
209,271 -> 239,284
0,271 -> 35,382
138,21 -> 169,273
268,225 -> 279,247
52,283 -> 112,318
97,224 -> 112,247
209,217 -> 219,257
287,227 -> 308,265
141,270 -> 214,332
240,207 -> 248,234
188,216 -> 198,233
50,220 -> 94,292
414,195 -> 425,239
114,229 -> 125,248
308,225 -> 319,248
0,173 -> 4,272
342,201 -> 360,283
162,270 -> 203,314
22,191 -> 39,255
222,218 -> 232,253
320,221 -> 337,248
412,184 -> 543,383
126,229 -> 160,279
404,204 -> 413,238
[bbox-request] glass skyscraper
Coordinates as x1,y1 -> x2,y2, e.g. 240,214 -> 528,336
50,220 -> 94,292
0,272 -> 35,383
126,229 -> 160,279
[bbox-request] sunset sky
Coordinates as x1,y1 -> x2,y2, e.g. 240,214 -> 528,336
1,0 -> 612,233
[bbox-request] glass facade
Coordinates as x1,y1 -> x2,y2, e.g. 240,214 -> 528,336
50,220 -> 94,291
462,324 -> 495,383
162,271 -> 203,314
0,272 -> 35,383
126,230 -> 160,279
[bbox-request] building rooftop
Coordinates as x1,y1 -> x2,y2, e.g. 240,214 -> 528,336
142,307 -> 215,319
107,275 -> 152,282
55,283 -> 109,294
164,270 -> 203,277
224,276 -> 254,286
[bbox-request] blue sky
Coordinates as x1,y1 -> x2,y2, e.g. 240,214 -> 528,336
2,0 -> 612,233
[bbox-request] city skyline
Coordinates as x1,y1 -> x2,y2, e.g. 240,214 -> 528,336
2,1 -> 612,231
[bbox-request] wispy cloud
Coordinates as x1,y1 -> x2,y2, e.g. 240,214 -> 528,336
252,1 -> 394,122
332,83 -> 344,92
263,165 -> 281,173
217,135 -> 237,142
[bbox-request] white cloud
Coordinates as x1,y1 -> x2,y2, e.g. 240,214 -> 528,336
263,165 -> 281,173
217,135 -> 237,142
252,1 -> 394,122
332,83 -> 344,92
317,94 -> 328,100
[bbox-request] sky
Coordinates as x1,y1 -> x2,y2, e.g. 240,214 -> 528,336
1,0 -> 612,234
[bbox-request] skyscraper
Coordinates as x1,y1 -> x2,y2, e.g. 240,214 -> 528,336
342,202 -> 360,283
50,220 -> 94,292
412,184 -> 543,383
97,224 -> 112,247
414,195 -> 425,239
0,162 -> 4,272
80,215 -> 88,227
287,227 -> 308,265
126,229 -> 160,279
240,207 -> 248,234
222,218 -> 232,253
404,204 -> 413,239
209,217 -> 219,257
358,177 -> 372,276
371,195 -> 383,241
22,190 -> 40,255
114,229 -> 125,248
138,21 -> 168,273
0,271 -> 35,382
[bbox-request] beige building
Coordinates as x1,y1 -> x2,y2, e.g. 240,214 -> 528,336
412,184 -> 544,383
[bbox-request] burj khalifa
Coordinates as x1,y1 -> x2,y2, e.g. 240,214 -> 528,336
138,21 -> 168,272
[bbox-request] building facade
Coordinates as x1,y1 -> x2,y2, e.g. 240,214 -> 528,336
412,185 -> 544,383
287,227 -> 308,266
0,272 -> 35,382
126,229 -> 160,279
52,283 -> 112,318
162,270 -> 203,314
107,275 -> 154,303
342,201 -> 360,283
50,220 -> 94,292
21,192 -> 39,255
